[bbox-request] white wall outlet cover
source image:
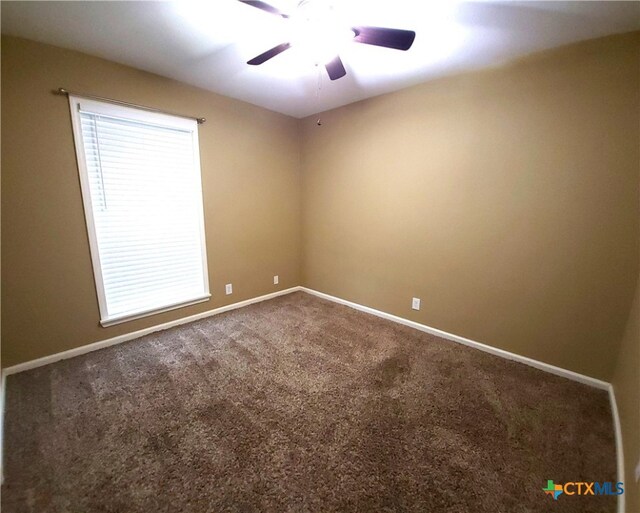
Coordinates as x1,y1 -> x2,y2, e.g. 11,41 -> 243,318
274,275 -> 279,285
635,458 -> 640,483
225,284 -> 232,295
412,298 -> 421,310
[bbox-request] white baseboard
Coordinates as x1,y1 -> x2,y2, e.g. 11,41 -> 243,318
2,286 -> 301,377
609,385 -> 626,513
0,371 -> 5,484
3,285 -> 612,388
300,287 -> 610,390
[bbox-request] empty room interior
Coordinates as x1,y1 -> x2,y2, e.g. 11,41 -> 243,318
1,1 -> 639,511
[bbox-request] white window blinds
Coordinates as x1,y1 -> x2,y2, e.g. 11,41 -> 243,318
69,97 -> 210,326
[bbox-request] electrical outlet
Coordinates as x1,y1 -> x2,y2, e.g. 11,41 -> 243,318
412,297 -> 421,311
635,458 -> 640,483
225,283 -> 233,295
274,275 -> 279,285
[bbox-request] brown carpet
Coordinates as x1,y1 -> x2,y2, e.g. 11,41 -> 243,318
3,291 -> 617,513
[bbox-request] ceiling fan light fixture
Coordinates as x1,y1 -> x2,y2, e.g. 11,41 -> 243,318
239,0 -> 416,81
288,1 -> 354,65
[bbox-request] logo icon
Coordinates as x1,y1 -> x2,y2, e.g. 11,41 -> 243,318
543,480 -> 624,500
543,480 -> 564,500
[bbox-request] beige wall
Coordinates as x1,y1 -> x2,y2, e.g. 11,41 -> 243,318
2,32 -> 639,383
301,32 -> 640,381
613,276 -> 639,511
1,36 -> 302,367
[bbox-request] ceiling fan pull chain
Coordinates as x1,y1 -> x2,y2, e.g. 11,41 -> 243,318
316,63 -> 322,126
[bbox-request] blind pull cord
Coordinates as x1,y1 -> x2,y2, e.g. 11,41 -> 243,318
93,115 -> 109,211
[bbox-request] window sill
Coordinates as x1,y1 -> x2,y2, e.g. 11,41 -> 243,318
100,294 -> 212,327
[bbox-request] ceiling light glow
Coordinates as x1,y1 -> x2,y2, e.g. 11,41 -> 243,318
288,0 -> 354,65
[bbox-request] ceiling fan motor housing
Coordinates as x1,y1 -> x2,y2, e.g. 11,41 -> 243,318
239,0 -> 416,80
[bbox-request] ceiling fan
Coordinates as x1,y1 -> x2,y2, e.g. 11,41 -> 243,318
238,0 -> 416,80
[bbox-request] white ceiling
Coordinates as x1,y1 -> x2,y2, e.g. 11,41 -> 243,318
2,1 -> 639,118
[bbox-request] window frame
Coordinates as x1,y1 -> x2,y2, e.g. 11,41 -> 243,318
68,95 -> 211,327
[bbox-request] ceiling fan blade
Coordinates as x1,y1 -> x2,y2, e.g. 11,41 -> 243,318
325,56 -> 347,81
352,26 -> 416,51
247,43 -> 291,65
238,0 -> 289,18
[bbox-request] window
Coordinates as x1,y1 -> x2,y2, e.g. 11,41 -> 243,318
69,96 -> 210,326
